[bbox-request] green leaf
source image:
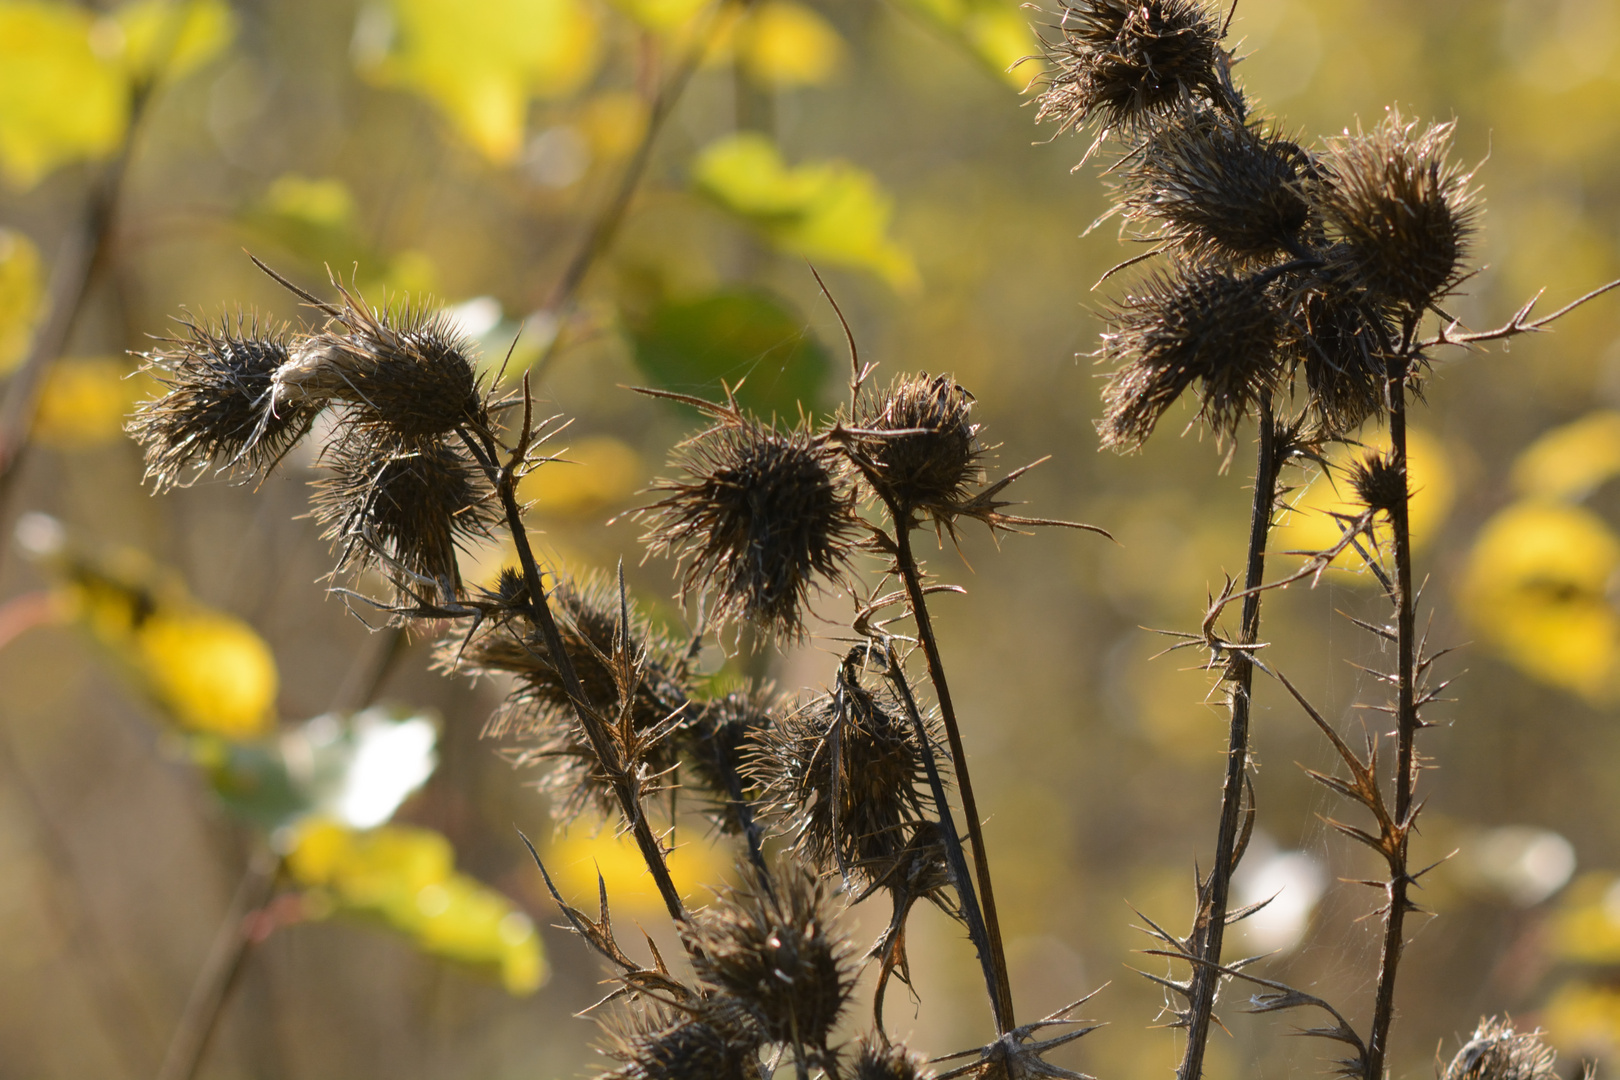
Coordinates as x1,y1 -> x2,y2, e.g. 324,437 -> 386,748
628,289 -> 832,419
691,133 -> 919,293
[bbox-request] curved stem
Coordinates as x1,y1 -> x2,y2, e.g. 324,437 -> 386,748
1178,399 -> 1278,1080
890,518 -> 1015,1033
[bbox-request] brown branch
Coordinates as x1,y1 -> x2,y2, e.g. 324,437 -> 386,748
1420,277 -> 1620,349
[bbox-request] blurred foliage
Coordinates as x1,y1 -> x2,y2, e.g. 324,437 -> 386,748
0,227 -> 41,373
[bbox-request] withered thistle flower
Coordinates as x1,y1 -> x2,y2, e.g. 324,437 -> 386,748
684,860 -> 857,1053
1442,1018 -> 1559,1080
272,289 -> 485,438
1098,265 -> 1282,450
1319,110 -> 1479,315
641,418 -> 859,640
1123,110 -> 1312,265
129,313 -> 318,490
681,688 -> 779,836
311,427 -> 497,599
854,1034 -> 934,1080
1348,450 -> 1406,516
853,373 -> 984,524
452,571 -> 690,821
1034,0 -> 1237,138
1280,268 -> 1395,433
747,681 -> 939,887
601,1006 -> 763,1080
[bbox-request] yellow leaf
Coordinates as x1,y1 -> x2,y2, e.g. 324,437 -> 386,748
360,0 -> 600,164
579,91 -> 647,160
263,174 -> 357,229
0,0 -> 129,188
1545,980 -> 1620,1060
1274,426 -> 1455,580
692,133 -> 919,292
136,608 -> 279,737
736,1 -> 844,88
605,0 -> 708,34
1459,500 -> 1620,701
0,227 -> 42,374
548,822 -> 729,915
521,435 -> 642,517
112,0 -> 235,82
32,356 -> 143,448
1511,410 -> 1620,502
1551,873 -> 1620,965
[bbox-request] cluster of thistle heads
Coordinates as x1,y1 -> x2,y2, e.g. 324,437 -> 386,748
1034,0 -> 1478,455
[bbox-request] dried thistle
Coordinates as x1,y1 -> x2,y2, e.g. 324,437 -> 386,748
311,427 -> 497,600
1098,265 -> 1283,450
683,860 -> 857,1054
1349,450 -> 1406,516
128,313 -> 317,490
854,1033 -> 934,1080
1123,109 -> 1312,265
746,679 -> 939,888
681,688 -> 779,836
452,570 -> 690,821
1280,268 -> 1395,433
1319,110 -> 1479,315
600,1005 -> 763,1080
1034,0 -> 1238,139
640,417 -> 859,641
853,373 -> 984,525
1442,1018 -> 1559,1080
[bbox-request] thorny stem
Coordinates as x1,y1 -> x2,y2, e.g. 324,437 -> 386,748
890,517 -> 1016,1034
1365,334 -> 1421,1080
1179,396 -> 1278,1080
460,412 -> 688,925
880,644 -> 1005,1033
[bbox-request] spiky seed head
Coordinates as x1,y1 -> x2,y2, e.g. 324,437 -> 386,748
1097,266 -> 1283,450
1319,110 -> 1479,314
602,1007 -> 763,1080
311,428 -> 497,601
1124,110 -> 1312,264
641,419 -> 859,641
1349,451 -> 1406,516
448,571 -> 690,821
272,294 -> 484,438
1443,1018 -> 1559,1080
854,1034 -> 934,1080
682,689 -> 779,836
128,314 -> 318,490
854,373 -> 983,522
1280,266 -> 1396,434
684,860 -> 857,1051
1034,0 -> 1237,138
746,682 -> 938,887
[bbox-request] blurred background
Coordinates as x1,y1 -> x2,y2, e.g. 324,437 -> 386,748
4,0 -> 1620,1077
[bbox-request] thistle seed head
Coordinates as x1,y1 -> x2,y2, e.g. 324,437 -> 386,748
746,681 -> 938,887
128,313 -> 317,490
1319,110 -> 1479,314
681,688 -> 780,836
601,1006 -> 763,1080
854,1034 -> 934,1080
311,428 -> 497,601
853,373 -> 984,523
1098,266 -> 1283,450
451,571 -> 691,821
1280,266 -> 1396,434
1348,450 -> 1406,516
272,292 -> 484,438
684,860 -> 857,1052
641,419 -> 859,641
1124,110 -> 1312,264
1442,1018 -> 1558,1080
1034,0 -> 1237,138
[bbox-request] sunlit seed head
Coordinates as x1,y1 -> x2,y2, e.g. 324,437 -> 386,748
1348,450 -> 1406,516
1319,110 -> 1479,314
640,419 -> 859,642
311,428 -> 497,602
682,689 -> 780,837
1034,0 -> 1237,139
684,860 -> 857,1052
1442,1018 -> 1559,1080
1276,263 -> 1397,434
1124,109 -> 1312,264
855,373 -> 983,522
1097,266 -> 1283,450
853,1034 -> 933,1080
128,313 -> 317,490
602,1006 -> 763,1080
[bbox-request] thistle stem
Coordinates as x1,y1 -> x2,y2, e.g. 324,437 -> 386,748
891,518 -> 1016,1033
1178,398 -> 1278,1080
1364,346 -> 1420,1080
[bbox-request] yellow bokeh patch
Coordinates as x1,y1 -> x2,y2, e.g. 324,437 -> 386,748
548,821 -> 729,915
113,0 -> 234,83
135,608 -> 279,739
361,0 -> 599,165
1511,410 -> 1620,502
733,1 -> 845,88
0,0 -> 128,188
1545,981 -> 1620,1062
891,0 -> 1038,89
522,435 -> 642,517
32,356 -> 144,448
1459,500 -> 1620,702
0,227 -> 42,374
